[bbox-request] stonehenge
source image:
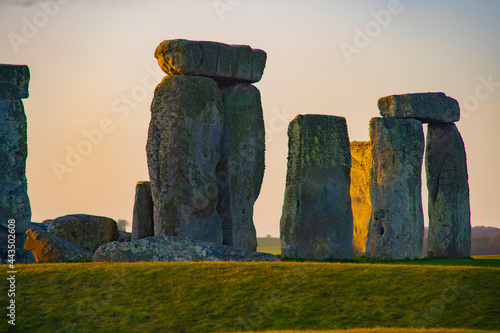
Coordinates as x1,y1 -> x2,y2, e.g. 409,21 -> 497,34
0,65 -> 32,256
281,92 -> 470,260
0,48 -> 471,262
145,39 -> 266,250
368,117 -> 425,259
426,123 -> 471,258
280,115 -> 353,259
350,141 -> 372,257
132,181 -> 155,241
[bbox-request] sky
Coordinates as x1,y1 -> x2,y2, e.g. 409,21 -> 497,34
1,0 -> 499,236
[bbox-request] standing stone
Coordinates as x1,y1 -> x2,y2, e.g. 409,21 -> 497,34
426,123 -> 471,258
280,115 -> 353,259
147,75 -> 224,243
217,83 -> 265,251
368,117 -> 424,259
378,92 -> 460,123
0,65 -> 31,251
132,181 -> 154,241
350,141 -> 372,257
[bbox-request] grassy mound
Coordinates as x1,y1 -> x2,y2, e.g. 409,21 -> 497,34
2,260 -> 499,332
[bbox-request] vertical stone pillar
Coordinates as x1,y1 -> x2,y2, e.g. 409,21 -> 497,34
426,123 -> 471,258
218,83 -> 265,251
131,181 -> 155,241
350,141 -> 372,257
368,117 -> 424,259
146,75 -> 224,243
280,115 -> 353,259
0,65 -> 31,251
150,39 -> 267,248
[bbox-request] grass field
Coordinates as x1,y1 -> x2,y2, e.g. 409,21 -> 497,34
2,259 -> 499,332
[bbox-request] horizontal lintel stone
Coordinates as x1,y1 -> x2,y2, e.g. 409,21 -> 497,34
154,39 -> 266,83
0,64 -> 30,99
378,92 -> 459,123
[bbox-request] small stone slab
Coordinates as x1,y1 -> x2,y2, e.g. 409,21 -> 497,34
0,64 -> 30,99
131,181 -> 154,241
154,39 -> 267,83
92,235 -> 278,262
378,92 -> 460,123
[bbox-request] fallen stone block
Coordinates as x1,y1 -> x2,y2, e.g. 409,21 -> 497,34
92,235 -> 278,262
24,226 -> 90,262
48,214 -> 119,253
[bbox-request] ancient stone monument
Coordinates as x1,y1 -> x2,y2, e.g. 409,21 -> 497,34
350,141 -> 372,257
426,123 -> 471,258
48,214 -> 119,253
374,92 -> 471,259
132,181 -> 155,241
147,39 -> 266,250
368,117 -> 425,259
280,115 -> 353,259
0,64 -> 32,254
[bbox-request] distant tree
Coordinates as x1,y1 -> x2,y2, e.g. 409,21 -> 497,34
266,234 -> 272,238
116,219 -> 130,232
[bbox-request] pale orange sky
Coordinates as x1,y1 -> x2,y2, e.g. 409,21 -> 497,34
1,0 -> 499,235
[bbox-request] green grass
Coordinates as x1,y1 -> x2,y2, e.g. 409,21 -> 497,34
257,237 -> 281,255
2,260 -> 499,332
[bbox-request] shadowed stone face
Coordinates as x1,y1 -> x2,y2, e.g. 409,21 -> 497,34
378,92 -> 460,123
426,123 -> 471,258
0,64 -> 30,99
350,141 -> 372,257
155,39 -> 267,83
147,75 -> 224,244
132,181 -> 155,241
280,114 -> 353,259
0,77 -> 31,240
368,117 -> 424,259
217,83 -> 265,251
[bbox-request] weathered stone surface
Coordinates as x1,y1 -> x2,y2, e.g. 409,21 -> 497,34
147,75 -> 224,243
0,64 -> 30,98
1,248 -> 35,264
0,81 -> 31,234
217,83 -> 265,251
48,214 -> 119,253
92,235 -> 278,263
0,225 -> 26,249
368,117 -> 424,259
426,123 -> 471,258
24,227 -> 90,262
378,92 -> 460,123
132,181 -> 154,241
155,39 -> 267,83
350,141 -> 372,257
118,231 -> 131,242
280,115 -> 353,259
